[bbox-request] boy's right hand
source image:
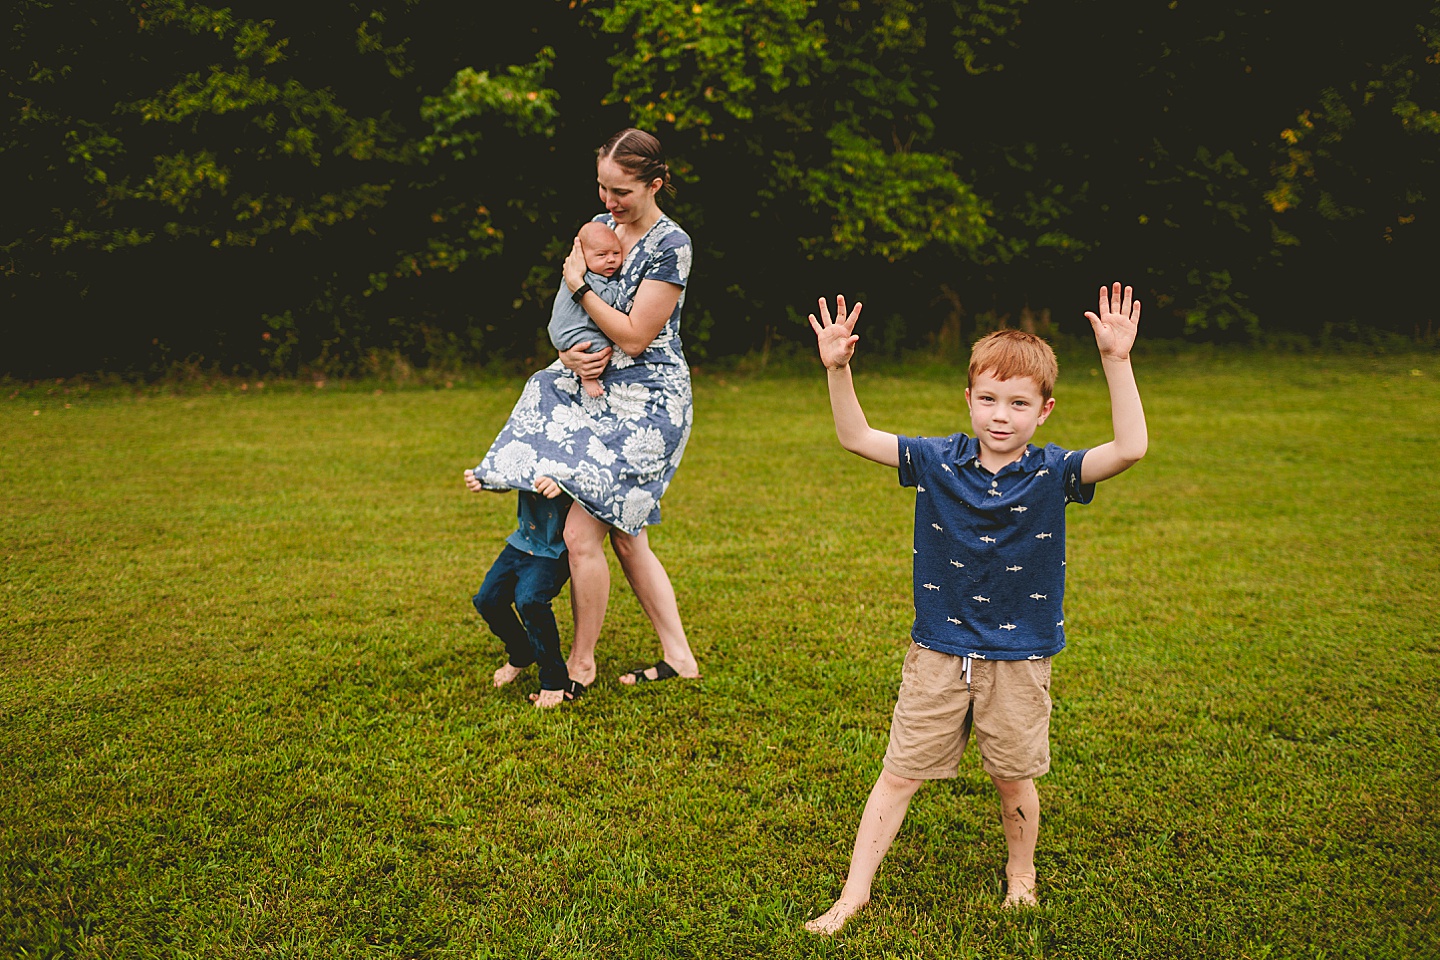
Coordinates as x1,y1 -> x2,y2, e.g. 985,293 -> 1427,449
533,476 -> 563,499
809,295 -> 863,370
463,468 -> 484,493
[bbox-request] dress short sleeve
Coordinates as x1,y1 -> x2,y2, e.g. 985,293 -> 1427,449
642,229 -> 691,289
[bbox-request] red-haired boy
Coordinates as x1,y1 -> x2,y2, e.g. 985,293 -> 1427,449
806,283 -> 1148,931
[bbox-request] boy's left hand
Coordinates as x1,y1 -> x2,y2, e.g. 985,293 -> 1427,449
1085,282 -> 1141,361
463,468 -> 484,493
533,476 -> 563,499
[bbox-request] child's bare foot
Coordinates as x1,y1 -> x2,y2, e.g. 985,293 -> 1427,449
492,663 -> 525,688
530,688 -> 565,709
582,377 -> 604,398
804,897 -> 868,935
1002,871 -> 1038,908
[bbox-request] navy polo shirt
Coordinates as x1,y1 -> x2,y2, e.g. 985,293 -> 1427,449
898,433 -> 1094,660
507,490 -> 571,559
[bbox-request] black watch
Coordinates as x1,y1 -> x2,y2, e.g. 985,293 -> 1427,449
571,282 -> 592,303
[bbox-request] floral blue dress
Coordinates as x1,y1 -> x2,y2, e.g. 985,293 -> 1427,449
476,214 -> 694,535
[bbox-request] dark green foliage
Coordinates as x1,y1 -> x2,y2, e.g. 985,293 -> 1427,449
2,1 -> 1436,377
3,0 -> 598,376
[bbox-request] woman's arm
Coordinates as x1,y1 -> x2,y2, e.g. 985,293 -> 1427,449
579,280 -> 680,357
562,238 -> 681,357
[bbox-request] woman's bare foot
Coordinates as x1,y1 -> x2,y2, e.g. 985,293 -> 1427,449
493,662 -> 525,687
1002,871 -> 1038,908
567,658 -> 597,688
804,897 -> 868,935
617,656 -> 700,685
530,688 -> 565,709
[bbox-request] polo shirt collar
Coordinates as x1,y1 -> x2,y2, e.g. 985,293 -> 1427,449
963,443 -> 1041,478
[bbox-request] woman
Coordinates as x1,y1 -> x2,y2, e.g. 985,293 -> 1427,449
476,128 -> 699,690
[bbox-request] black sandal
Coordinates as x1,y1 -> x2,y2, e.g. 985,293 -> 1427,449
564,678 -> 588,700
625,660 -> 680,684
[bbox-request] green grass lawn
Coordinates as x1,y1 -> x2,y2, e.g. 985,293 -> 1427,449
3,351 -> 1437,959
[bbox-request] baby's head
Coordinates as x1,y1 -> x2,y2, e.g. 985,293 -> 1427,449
577,222 -> 623,278
967,329 -> 1059,401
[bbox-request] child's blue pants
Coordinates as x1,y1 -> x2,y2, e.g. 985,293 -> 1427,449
473,544 -> 571,691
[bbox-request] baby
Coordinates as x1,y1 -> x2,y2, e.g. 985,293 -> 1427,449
548,221 -> 624,398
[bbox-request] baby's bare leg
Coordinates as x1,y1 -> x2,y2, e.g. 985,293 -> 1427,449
991,775 -> 1040,906
581,375 -> 604,398
806,769 -> 923,935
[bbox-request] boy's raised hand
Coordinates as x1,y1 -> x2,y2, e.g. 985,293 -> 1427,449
809,295 -> 863,370
1084,282 -> 1141,361
463,468 -> 484,493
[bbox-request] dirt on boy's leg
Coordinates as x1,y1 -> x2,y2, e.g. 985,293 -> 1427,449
991,775 -> 1041,906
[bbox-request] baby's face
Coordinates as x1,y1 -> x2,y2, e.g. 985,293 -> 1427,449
582,235 -> 623,277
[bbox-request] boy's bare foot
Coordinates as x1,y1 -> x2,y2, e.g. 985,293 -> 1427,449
804,897 -> 868,935
493,663 -> 525,687
582,377 -> 604,398
1002,870 -> 1038,908
530,688 -> 565,709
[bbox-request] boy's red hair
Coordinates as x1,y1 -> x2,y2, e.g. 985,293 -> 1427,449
967,330 -> 1059,400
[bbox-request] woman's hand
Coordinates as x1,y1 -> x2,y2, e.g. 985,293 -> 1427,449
559,342 -> 612,380
562,237 -> 587,293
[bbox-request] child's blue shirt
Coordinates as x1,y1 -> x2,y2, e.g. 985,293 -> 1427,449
898,433 -> 1094,660
506,490 -> 570,560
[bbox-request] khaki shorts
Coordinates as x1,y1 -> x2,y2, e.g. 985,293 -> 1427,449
883,643 -> 1053,782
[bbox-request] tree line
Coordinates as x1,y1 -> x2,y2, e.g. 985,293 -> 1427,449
4,0 -> 1435,378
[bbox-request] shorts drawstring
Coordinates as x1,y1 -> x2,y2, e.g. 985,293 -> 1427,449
962,655 -> 973,686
